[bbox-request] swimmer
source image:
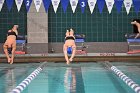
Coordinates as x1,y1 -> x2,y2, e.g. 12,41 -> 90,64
63,28 -> 76,65
3,25 -> 18,64
131,20 -> 140,39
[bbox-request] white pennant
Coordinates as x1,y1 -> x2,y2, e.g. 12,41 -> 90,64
70,0 -> 78,13
124,0 -> 132,14
0,0 -> 4,11
88,0 -> 97,14
15,0 -> 24,11
105,0 -> 114,14
51,0 -> 60,13
34,0 -> 42,12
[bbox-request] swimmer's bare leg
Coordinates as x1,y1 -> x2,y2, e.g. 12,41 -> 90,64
10,44 -> 16,64
69,45 -> 76,62
3,44 -> 11,63
63,44 -> 70,65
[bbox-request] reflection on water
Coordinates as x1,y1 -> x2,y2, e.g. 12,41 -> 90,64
5,68 -> 16,93
64,67 -> 76,93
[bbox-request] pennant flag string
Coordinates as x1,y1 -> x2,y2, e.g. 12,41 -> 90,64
1,0 -> 140,14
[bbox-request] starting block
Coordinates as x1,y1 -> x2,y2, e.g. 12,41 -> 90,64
127,39 -> 140,43
75,34 -> 88,55
126,33 -> 140,54
16,35 -> 27,54
126,38 -> 140,54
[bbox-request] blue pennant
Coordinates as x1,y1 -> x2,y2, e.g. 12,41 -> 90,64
79,0 -> 87,13
6,0 -> 14,11
24,0 -> 32,12
61,0 -> 69,13
43,0 -> 51,13
133,0 -> 140,14
97,0 -> 105,14
114,0 -> 123,13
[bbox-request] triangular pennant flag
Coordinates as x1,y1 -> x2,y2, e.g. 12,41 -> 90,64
6,0 -> 14,11
97,0 -> 105,13
24,0 -> 32,12
70,0 -> 78,13
0,0 -> 4,11
133,0 -> 140,14
124,0 -> 132,14
51,0 -> 60,13
43,0 -> 51,13
61,0 -> 69,13
88,0 -> 97,14
105,0 -> 114,14
15,0 -> 24,12
34,0 -> 42,12
114,0 -> 123,13
79,0 -> 87,13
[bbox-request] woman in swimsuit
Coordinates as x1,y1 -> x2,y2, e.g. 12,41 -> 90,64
131,20 -> 140,39
63,28 -> 76,65
3,25 -> 18,64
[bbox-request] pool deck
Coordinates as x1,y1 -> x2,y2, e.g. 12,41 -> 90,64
1,53 -> 140,63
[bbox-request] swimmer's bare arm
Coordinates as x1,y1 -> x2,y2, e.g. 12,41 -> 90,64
131,21 -> 137,25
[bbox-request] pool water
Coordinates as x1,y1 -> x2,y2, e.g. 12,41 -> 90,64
0,62 -> 140,93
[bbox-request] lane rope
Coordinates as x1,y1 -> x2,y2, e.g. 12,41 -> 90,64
104,62 -> 140,93
11,62 -> 47,93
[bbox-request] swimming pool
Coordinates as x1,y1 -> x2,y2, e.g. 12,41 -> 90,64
0,62 -> 140,93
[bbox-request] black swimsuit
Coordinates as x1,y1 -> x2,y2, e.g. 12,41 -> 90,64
65,36 -> 75,40
7,31 -> 16,54
7,47 -> 12,54
7,31 -> 17,37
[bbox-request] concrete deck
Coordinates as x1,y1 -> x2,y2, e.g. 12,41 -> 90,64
0,53 -> 140,63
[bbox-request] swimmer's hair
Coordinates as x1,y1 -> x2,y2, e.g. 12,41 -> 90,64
70,28 -> 74,31
12,25 -> 19,35
70,28 -> 73,30
14,25 -> 19,28
133,19 -> 140,23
